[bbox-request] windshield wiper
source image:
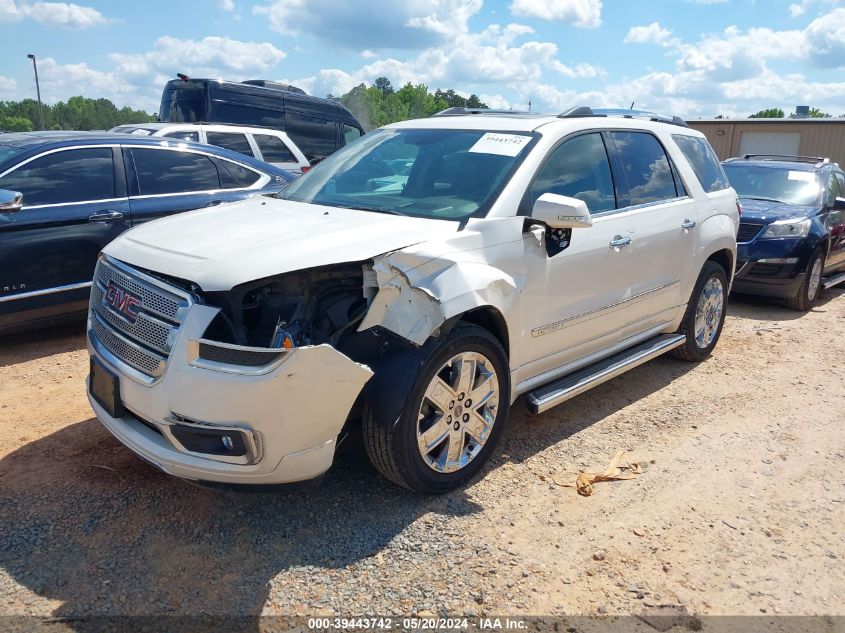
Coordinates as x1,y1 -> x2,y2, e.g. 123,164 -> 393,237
328,203 -> 407,216
741,196 -> 789,204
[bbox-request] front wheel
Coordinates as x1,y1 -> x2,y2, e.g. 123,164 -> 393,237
671,261 -> 728,362
785,248 -> 824,312
363,324 -> 510,494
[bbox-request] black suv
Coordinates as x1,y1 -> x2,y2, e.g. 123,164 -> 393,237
723,155 -> 845,310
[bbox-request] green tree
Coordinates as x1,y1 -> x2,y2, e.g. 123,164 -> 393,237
0,115 -> 33,131
749,108 -> 785,118
374,76 -> 394,96
0,96 -> 154,132
807,107 -> 831,118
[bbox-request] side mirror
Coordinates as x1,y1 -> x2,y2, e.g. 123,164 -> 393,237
0,190 -> 23,213
531,193 -> 593,229
834,196 -> 845,211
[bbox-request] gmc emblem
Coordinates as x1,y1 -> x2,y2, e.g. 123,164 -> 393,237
103,280 -> 141,323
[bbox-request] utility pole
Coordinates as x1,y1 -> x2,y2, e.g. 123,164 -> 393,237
27,54 -> 45,131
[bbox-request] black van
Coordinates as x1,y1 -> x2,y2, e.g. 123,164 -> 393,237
158,77 -> 364,163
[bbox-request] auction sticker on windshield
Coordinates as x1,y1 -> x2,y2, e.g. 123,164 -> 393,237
468,133 -> 531,157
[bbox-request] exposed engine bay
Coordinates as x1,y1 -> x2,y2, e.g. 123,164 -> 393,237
199,263 -> 371,349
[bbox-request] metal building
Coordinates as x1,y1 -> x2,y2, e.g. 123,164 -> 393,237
687,118 -> 845,166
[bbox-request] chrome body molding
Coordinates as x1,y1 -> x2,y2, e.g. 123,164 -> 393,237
0,281 -> 91,303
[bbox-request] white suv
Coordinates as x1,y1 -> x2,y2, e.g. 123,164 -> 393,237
88,107 -> 739,494
109,122 -> 310,176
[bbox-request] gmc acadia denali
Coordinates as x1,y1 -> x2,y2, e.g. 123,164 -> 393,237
86,107 -> 739,494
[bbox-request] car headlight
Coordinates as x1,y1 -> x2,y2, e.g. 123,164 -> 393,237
761,218 -> 811,239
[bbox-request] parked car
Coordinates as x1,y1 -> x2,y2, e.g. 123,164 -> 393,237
109,122 -> 311,176
723,154 -> 845,310
86,107 -> 738,494
0,131 -> 293,334
157,76 -> 365,164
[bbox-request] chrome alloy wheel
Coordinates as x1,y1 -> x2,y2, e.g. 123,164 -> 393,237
694,277 -> 725,349
807,256 -> 823,302
416,351 -> 500,474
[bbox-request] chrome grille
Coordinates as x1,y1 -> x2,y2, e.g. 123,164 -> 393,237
90,256 -> 193,380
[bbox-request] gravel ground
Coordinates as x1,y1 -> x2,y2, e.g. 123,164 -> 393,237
0,289 -> 843,623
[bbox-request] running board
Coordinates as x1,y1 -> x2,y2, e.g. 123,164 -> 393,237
823,271 -> 845,289
526,334 -> 686,414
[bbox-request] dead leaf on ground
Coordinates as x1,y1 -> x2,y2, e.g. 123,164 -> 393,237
551,450 -> 644,496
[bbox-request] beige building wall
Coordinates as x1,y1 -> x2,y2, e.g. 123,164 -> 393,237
687,119 -> 845,166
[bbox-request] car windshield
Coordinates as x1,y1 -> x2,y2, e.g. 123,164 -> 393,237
278,128 -> 535,220
723,163 -> 821,206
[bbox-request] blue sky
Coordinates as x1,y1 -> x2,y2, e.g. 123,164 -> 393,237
2,0 -> 844,118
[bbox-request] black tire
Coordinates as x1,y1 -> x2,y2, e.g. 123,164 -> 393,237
362,324 -> 510,494
671,261 -> 728,362
785,248 -> 824,312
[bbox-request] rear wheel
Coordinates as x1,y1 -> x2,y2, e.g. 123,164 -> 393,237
363,324 -> 510,494
671,261 -> 728,362
785,248 -> 824,312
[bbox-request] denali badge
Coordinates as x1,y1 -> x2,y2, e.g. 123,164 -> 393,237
103,280 -> 141,323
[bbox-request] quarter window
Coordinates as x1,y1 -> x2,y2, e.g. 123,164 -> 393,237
254,134 -> 296,163
131,148 -> 220,195
828,172 -> 841,207
672,134 -> 729,193
610,132 -> 680,206
528,133 -> 616,213
218,159 -> 261,189
343,124 -> 362,145
0,147 -> 114,207
163,131 -> 200,142
206,132 -> 255,158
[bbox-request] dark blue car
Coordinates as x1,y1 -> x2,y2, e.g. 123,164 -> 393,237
724,155 -> 845,310
0,131 -> 293,334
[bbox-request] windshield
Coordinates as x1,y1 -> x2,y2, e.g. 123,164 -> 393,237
724,163 -> 821,206
279,128 -> 535,220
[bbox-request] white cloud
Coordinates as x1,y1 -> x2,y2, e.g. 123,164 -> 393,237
803,8 -> 845,67
788,0 -> 841,17
0,75 -> 17,95
217,0 -> 234,10
254,0 -> 482,49
0,0 -> 109,27
624,22 -> 676,47
509,0 -> 601,28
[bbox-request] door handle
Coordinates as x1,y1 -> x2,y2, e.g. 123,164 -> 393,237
88,210 -> 124,223
609,236 -> 632,249
681,219 -> 697,229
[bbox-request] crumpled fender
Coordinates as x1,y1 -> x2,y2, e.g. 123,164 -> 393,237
358,253 -> 519,346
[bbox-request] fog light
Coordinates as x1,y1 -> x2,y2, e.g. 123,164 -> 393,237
170,424 -> 248,457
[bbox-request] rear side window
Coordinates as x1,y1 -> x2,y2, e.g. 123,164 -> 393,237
218,159 -> 261,189
285,110 -> 337,161
163,131 -> 199,142
610,132 -> 680,206
0,147 -> 114,206
828,172 -> 842,206
131,148 -> 220,195
528,133 -> 616,213
672,134 -> 729,193
254,134 -> 296,162
206,132 -> 255,158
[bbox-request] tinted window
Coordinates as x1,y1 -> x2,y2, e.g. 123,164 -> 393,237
209,102 -> 285,129
206,132 -> 255,158
828,172 -> 842,206
610,132 -> 680,206
836,172 -> 845,194
254,134 -> 295,162
672,134 -> 729,193
285,110 -> 337,161
529,133 -> 615,213
0,147 -> 114,206
131,148 -> 220,195
163,131 -> 200,142
344,124 -> 362,145
723,163 -> 821,206
218,159 -> 261,189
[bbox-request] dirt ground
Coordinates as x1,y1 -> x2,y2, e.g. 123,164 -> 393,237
0,288 -> 843,624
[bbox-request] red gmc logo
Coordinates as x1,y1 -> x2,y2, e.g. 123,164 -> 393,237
103,280 -> 141,322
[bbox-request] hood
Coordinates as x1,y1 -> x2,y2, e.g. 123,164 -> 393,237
103,197 -> 460,291
739,198 -> 817,224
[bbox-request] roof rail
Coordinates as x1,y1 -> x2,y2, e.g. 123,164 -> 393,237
558,106 -> 689,128
741,154 -> 829,164
432,107 -> 531,117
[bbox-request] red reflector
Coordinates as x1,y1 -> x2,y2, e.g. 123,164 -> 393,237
301,166 -> 311,173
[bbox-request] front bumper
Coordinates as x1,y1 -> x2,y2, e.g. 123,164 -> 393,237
87,303 -> 373,485
732,238 -> 812,298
